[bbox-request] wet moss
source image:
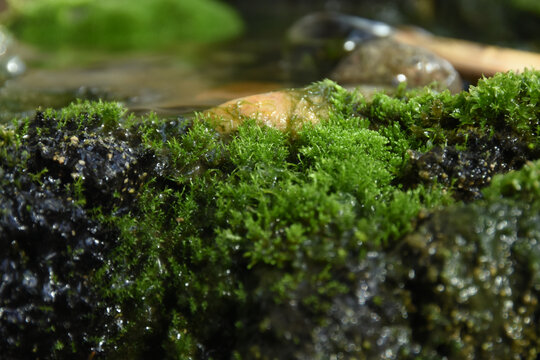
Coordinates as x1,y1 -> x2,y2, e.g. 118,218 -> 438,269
365,71 -> 540,146
0,71 -> 539,359
362,71 -> 540,200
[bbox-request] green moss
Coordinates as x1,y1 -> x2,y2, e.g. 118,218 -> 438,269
483,159 -> 540,201
42,99 -> 126,131
5,0 -> 243,50
363,70 -> 540,150
464,71 -> 540,136
510,0 -> 540,14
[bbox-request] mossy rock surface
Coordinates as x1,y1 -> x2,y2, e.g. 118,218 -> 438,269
0,71 -> 539,359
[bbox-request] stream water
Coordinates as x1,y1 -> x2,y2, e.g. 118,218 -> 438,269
0,0 -> 539,124
0,38 -> 289,122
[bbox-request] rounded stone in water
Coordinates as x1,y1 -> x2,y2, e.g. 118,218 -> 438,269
285,12 -> 393,82
331,37 -> 463,93
287,12 -> 393,47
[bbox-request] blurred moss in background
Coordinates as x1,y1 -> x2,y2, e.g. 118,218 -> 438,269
509,0 -> 540,14
2,0 -> 244,51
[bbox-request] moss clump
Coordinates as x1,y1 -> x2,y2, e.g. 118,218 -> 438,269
364,70 -> 540,148
510,0 -> 540,15
4,0 -> 243,50
363,70 -> 540,199
0,70 -> 539,359
483,158 -> 540,202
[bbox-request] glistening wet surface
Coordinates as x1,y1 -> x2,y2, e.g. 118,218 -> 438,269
0,40 -> 288,122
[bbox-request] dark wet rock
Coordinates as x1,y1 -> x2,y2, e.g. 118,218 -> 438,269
397,195 -> 540,359
0,149 -> 115,359
0,108 -> 154,358
233,252 -> 419,360
404,132 -> 538,201
25,111 -> 154,212
304,253 -> 418,360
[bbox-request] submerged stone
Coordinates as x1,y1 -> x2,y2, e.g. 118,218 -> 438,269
0,27 -> 25,84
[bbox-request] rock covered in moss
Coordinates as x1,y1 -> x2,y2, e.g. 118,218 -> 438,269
246,160 -> 540,359
0,71 -> 539,359
364,70 -> 540,200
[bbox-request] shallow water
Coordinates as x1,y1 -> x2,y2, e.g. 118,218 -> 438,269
0,0 -> 539,123
0,39 -> 288,122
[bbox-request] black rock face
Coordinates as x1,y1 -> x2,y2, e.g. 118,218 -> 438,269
0,171 -> 111,359
0,111 -> 153,359
406,132 -> 537,201
25,111 -> 154,211
398,199 -> 540,359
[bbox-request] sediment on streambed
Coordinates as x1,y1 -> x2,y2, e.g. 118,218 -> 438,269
1,70 -> 539,359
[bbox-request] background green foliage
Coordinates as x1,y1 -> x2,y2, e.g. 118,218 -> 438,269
4,0 -> 244,50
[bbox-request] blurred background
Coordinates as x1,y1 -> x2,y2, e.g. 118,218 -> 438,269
225,0 -> 540,46
0,0 -> 539,122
